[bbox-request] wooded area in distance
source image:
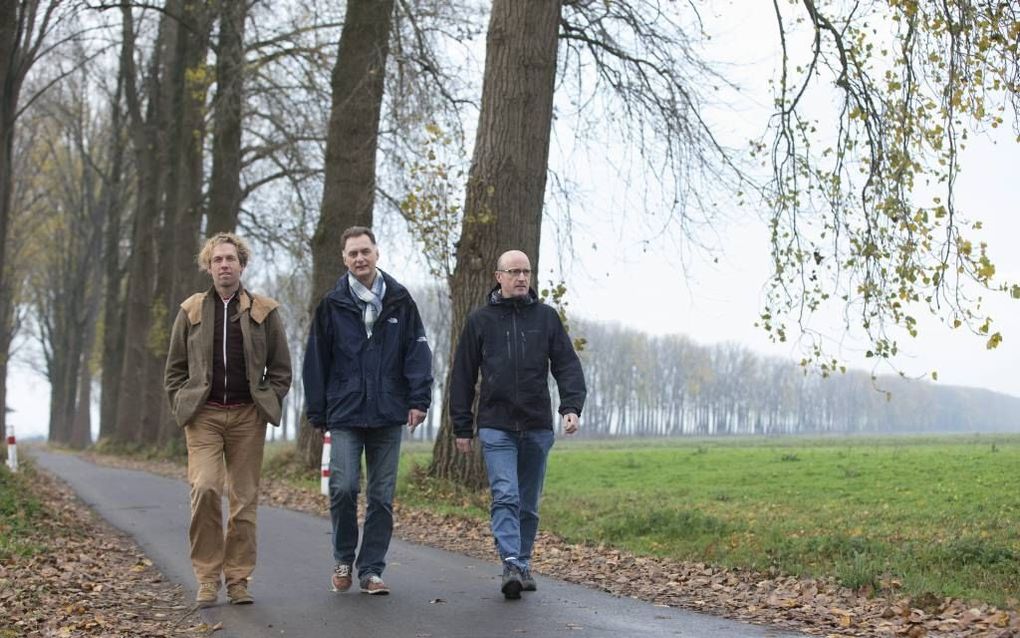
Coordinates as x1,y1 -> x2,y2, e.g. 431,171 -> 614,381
1,0 -> 1017,488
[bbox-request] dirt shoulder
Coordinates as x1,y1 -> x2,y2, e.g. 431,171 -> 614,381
0,459 -> 215,637
42,449 -> 1020,637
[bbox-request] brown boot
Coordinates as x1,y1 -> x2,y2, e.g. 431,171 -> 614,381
195,582 -> 219,607
227,580 -> 254,605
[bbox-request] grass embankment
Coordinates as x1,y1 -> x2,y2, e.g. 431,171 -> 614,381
0,462 -> 45,562
392,434 -> 1020,607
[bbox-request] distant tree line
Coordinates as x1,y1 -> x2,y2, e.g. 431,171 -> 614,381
409,289 -> 1020,440
571,321 -> 1020,437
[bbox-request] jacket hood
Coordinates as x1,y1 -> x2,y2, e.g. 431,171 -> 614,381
487,285 -> 537,307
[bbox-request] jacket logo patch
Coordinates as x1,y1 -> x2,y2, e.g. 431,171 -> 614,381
388,317 -> 399,323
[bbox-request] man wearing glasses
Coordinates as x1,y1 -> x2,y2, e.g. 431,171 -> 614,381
450,249 -> 587,599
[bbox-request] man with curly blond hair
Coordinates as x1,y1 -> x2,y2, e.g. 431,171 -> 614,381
165,232 -> 292,607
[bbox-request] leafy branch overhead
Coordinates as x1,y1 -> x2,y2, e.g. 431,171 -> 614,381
761,0 -> 1020,375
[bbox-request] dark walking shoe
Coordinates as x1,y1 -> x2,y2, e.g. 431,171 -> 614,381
227,581 -> 254,605
360,574 -> 390,595
331,563 -> 353,592
501,563 -> 523,600
520,567 -> 537,592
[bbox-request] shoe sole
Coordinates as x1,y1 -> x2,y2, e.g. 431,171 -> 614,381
196,599 -> 217,608
361,588 -> 390,595
229,598 -> 254,605
502,580 -> 523,600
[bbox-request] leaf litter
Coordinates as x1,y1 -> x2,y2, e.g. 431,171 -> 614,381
0,459 -> 214,637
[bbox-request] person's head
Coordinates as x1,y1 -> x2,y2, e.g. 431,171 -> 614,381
197,232 -> 250,295
341,226 -> 379,286
494,250 -> 532,299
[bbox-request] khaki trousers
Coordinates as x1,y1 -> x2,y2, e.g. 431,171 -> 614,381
184,403 -> 266,586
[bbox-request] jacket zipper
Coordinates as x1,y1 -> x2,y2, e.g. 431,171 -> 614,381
222,295 -> 230,403
511,307 -> 520,431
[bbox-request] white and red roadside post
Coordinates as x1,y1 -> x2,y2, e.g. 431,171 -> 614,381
320,430 -> 331,496
5,423 -> 17,472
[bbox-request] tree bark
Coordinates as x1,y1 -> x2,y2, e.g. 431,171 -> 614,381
0,0 -> 61,441
430,0 -> 563,488
206,0 -> 248,235
0,3 -> 23,389
99,70 -> 127,442
156,0 -> 212,449
297,0 -> 395,469
114,5 -> 171,445
69,311 -> 96,449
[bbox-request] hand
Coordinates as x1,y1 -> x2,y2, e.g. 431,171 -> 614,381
407,408 -> 427,431
455,438 -> 473,454
562,412 -> 579,435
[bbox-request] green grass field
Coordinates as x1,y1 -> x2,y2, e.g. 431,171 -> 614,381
394,434 -> 1020,606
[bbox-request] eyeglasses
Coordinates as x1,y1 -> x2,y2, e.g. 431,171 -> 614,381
496,268 -> 531,278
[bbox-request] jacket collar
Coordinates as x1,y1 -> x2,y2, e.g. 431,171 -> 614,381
327,268 -> 408,310
181,285 -> 279,325
487,285 -> 537,307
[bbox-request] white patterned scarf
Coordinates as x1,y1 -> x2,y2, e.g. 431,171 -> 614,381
348,270 -> 385,338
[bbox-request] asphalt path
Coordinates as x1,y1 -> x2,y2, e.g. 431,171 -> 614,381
33,449 -> 806,638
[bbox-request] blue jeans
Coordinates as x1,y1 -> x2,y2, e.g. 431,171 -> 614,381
478,428 -> 555,568
328,425 -> 402,579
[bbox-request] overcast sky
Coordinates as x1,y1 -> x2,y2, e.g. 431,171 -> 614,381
6,2 -> 1018,440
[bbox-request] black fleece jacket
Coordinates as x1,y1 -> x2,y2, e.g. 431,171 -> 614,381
450,287 -> 586,438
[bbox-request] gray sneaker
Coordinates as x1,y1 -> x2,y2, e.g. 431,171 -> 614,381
520,567 -> 536,592
501,563 -> 523,600
360,574 -> 390,595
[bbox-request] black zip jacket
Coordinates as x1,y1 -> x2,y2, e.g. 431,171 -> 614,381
450,287 -> 586,438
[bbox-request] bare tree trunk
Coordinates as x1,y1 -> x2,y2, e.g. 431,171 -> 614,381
155,0 -> 212,450
47,317 -> 75,444
99,74 -> 127,442
0,1 -> 64,438
430,0 -> 563,488
297,0 -> 395,469
0,4 -> 21,394
69,319 -> 96,449
114,5 -> 171,445
206,0 -> 247,235
0,301 -> 11,443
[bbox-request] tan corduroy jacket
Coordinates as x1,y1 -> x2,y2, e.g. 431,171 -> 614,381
164,287 -> 292,427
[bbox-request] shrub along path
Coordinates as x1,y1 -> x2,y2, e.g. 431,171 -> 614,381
63,445 -> 1020,638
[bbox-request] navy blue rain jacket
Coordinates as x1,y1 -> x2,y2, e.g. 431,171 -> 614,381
303,271 -> 433,429
450,287 -> 586,439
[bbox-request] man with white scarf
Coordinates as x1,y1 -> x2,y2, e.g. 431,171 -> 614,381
303,226 -> 433,595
